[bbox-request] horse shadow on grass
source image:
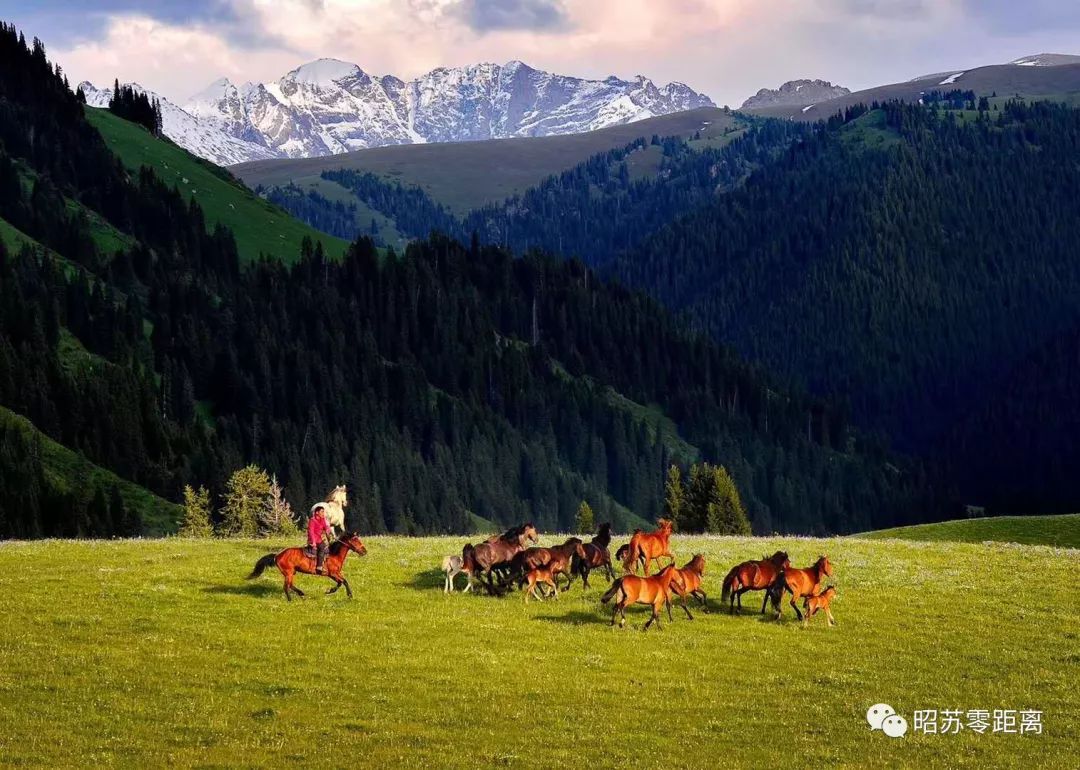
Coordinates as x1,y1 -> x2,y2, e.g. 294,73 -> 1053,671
404,568 -> 447,592
203,582 -> 280,598
532,610 -> 610,626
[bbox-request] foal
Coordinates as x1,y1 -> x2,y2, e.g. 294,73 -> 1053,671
523,565 -> 559,603
668,554 -> 708,620
803,586 -> 838,628
442,554 -> 470,593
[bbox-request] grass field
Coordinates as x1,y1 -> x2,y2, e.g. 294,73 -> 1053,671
232,108 -> 743,215
85,108 -> 349,264
856,514 -> 1080,549
1,533 -> 1075,768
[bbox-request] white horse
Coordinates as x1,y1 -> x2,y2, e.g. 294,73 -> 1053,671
318,484 -> 347,537
442,554 -> 471,593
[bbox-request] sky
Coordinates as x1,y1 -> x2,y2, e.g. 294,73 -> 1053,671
4,0 -> 1080,106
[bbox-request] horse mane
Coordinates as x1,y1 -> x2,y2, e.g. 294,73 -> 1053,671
499,522 -> 535,542
593,522 -> 612,548
329,540 -> 349,557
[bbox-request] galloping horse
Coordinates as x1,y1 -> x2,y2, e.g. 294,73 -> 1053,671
774,555 -> 833,621
601,564 -> 679,631
720,551 -> 790,615
321,484 -> 348,536
247,532 -> 367,601
668,554 -> 708,620
621,519 -> 674,576
803,586 -> 838,628
461,523 -> 539,594
570,522 -> 616,589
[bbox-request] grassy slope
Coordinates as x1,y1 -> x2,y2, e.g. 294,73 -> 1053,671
232,108 -> 743,215
856,513 -> 1080,549
0,407 -> 180,535
0,535 -> 1075,767
85,108 -> 349,263
744,63 -> 1080,121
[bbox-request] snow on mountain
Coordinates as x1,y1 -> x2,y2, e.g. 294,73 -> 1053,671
1009,53 -> 1080,67
79,81 -> 279,165
81,60 -> 713,166
741,79 -> 850,110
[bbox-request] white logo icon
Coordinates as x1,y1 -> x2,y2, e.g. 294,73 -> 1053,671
866,703 -> 896,731
882,714 -> 909,738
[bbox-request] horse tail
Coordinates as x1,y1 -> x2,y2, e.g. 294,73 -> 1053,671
600,578 -> 623,605
721,565 -> 740,603
247,553 -> 277,580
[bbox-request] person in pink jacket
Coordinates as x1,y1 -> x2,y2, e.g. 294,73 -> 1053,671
308,503 -> 333,574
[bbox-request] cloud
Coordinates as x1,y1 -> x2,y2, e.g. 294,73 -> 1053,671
963,0 -> 1080,34
826,0 -> 932,18
454,0 -> 570,33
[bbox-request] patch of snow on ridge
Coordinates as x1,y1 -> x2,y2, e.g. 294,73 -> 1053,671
939,72 -> 965,85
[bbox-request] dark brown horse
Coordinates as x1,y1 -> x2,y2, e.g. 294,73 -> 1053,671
622,519 -> 674,575
511,537 -> 586,590
720,551 -> 790,615
570,522 -> 615,589
668,554 -> 708,620
462,523 -> 538,594
774,555 -> 834,621
247,532 -> 368,601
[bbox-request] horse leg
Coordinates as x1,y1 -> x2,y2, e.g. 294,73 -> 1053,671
551,580 -> 559,601
827,609 -> 838,627
789,592 -> 803,621
679,594 -> 693,620
340,577 -> 353,599
581,565 -> 591,590
645,605 -> 660,631
327,575 -> 344,594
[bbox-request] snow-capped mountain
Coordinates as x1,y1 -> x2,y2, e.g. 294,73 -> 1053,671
79,82 -> 279,165
740,79 -> 850,110
82,60 -> 713,166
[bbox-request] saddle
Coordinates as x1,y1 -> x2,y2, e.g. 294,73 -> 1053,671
303,546 -> 317,559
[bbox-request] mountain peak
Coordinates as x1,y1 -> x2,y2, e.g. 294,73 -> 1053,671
286,58 -> 362,85
1010,53 -> 1080,67
741,79 -> 850,110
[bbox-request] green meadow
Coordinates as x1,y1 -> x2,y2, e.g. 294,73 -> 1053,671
85,108 -> 349,263
858,514 -> 1080,549
1,532 -> 1076,768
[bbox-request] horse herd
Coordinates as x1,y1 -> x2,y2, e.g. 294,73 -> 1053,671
246,507 -> 838,629
442,518 -> 838,630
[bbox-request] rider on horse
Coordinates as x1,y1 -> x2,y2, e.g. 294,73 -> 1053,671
308,503 -> 333,575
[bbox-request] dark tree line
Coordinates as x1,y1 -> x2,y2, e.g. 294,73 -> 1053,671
109,80 -> 162,136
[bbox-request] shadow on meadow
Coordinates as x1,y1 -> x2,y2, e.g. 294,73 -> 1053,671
202,582 -> 280,598
532,609 -> 609,626
404,567 -> 447,591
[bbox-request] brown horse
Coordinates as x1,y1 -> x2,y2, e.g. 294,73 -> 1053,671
614,530 -> 645,574
462,523 -> 539,594
668,554 -> 708,620
720,551 -> 790,615
511,537 -> 586,590
247,532 -> 368,601
803,585 -> 838,628
570,522 -> 615,589
523,565 -> 559,603
601,564 -> 679,630
774,555 -> 834,621
621,519 -> 674,575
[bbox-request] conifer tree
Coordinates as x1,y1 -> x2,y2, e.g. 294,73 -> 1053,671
575,500 -> 595,534
180,484 -> 213,537
220,466 -> 271,537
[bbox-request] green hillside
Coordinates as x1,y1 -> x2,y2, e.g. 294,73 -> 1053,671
233,107 -> 744,215
85,107 -> 349,263
856,514 -> 1080,549
0,407 -> 180,535
0,535 -> 1074,767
